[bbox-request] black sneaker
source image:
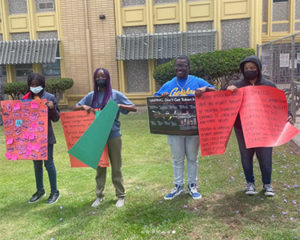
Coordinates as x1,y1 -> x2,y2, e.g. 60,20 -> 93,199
47,191 -> 60,205
29,191 -> 46,203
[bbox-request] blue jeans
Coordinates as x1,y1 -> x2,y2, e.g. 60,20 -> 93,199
234,127 -> 272,185
167,135 -> 199,186
33,144 -> 58,193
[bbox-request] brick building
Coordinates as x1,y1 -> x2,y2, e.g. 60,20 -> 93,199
0,0 -> 299,106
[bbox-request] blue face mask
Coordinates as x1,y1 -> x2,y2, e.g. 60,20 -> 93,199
30,86 -> 43,94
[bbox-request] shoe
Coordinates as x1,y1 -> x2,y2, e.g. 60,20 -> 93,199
188,184 -> 202,200
263,184 -> 275,197
29,191 -> 46,203
244,182 -> 258,195
91,197 -> 104,207
46,191 -> 60,205
164,184 -> 185,200
116,198 -> 125,208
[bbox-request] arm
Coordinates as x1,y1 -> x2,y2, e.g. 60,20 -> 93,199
118,104 -> 137,112
195,86 -> 216,97
73,92 -> 95,113
73,105 -> 95,113
154,79 -> 171,97
47,96 -> 60,122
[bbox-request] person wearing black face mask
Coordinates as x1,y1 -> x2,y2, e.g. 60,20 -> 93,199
96,78 -> 107,89
226,56 -> 294,197
74,68 -> 136,208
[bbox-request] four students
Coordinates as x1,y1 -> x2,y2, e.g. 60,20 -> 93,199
0,56 -> 295,206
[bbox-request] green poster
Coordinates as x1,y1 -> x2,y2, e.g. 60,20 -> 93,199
68,99 -> 118,169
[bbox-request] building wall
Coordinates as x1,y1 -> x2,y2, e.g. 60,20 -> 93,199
59,0 -> 118,106
0,0 -> 299,106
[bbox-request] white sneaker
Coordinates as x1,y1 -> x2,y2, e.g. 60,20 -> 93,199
263,184 -> 275,197
91,197 -> 104,207
116,198 -> 125,208
244,182 -> 258,195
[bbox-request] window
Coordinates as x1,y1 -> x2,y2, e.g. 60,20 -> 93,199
16,64 -> 33,77
0,65 -> 7,77
42,60 -> 61,77
39,2 -> 54,9
15,64 -> 33,82
36,0 -> 55,12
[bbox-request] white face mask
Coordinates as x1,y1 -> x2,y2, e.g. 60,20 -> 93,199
30,86 -> 43,94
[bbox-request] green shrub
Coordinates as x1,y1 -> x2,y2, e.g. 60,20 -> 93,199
3,77 -> 73,101
153,48 -> 256,89
3,81 -> 28,100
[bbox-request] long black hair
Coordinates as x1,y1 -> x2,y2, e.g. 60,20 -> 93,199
91,68 -> 112,109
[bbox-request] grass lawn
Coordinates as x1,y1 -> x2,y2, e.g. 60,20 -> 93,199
0,110 -> 299,240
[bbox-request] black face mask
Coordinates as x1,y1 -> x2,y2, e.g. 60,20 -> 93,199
244,70 -> 258,81
96,78 -> 107,88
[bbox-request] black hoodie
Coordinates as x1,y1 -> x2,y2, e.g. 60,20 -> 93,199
233,55 -> 276,89
232,55 -> 277,129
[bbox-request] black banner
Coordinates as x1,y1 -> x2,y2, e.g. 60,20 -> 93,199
147,96 -> 198,135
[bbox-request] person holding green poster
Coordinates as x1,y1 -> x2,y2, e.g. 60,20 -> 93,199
74,68 -> 136,208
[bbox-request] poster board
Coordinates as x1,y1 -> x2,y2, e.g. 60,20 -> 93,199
240,86 -> 300,148
1,99 -> 48,160
68,100 -> 118,169
147,96 -> 198,135
60,111 -> 109,167
195,90 -> 243,156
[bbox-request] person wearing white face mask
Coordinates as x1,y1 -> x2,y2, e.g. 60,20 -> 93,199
22,73 -> 61,204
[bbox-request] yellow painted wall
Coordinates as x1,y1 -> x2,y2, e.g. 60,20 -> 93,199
0,0 -> 298,105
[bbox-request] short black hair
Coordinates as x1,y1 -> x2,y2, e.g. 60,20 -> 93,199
27,73 -> 46,88
175,55 -> 190,67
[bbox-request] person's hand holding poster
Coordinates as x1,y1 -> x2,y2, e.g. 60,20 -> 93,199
60,111 -> 109,168
1,99 -> 48,160
239,86 -> 300,148
195,90 -> 243,156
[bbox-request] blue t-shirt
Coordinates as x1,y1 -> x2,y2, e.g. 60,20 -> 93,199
77,89 -> 134,138
154,75 -> 214,96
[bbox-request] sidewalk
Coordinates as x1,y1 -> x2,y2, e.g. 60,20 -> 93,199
292,108 -> 300,150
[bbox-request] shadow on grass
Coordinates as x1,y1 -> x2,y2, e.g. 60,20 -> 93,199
189,190 -> 277,227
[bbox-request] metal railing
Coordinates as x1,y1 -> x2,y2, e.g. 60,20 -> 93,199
116,30 -> 217,60
257,32 -> 300,119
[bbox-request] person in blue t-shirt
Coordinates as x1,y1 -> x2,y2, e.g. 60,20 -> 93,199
74,68 -> 136,208
154,55 -> 216,200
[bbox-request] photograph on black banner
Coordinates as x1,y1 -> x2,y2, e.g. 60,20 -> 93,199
147,96 -> 198,135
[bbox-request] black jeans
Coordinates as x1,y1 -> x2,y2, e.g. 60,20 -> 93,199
234,127 -> 273,185
33,144 -> 57,193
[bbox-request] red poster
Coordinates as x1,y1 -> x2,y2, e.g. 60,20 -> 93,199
240,86 -> 300,148
1,100 -> 48,160
195,90 -> 243,156
60,111 -> 109,167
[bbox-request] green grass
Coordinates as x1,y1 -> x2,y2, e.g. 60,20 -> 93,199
0,110 -> 299,240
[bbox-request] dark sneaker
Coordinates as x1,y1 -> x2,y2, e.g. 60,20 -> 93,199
164,184 -> 185,200
188,184 -> 202,200
244,182 -> 258,195
46,191 -> 60,205
263,184 -> 275,197
29,191 -> 46,203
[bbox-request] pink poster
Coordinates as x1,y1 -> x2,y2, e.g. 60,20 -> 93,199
195,86 -> 300,156
1,99 -> 48,160
195,90 -> 243,156
240,86 -> 300,148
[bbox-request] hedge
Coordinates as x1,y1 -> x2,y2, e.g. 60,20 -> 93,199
4,77 -> 73,101
153,48 -> 256,89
